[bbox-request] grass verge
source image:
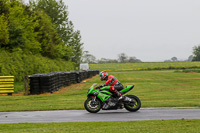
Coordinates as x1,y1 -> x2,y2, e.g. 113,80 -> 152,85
0,119 -> 200,133
0,71 -> 200,112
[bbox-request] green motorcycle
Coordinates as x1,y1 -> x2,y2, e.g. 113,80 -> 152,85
84,83 -> 141,113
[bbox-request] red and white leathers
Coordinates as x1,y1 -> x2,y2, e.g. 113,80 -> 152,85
103,75 -> 123,97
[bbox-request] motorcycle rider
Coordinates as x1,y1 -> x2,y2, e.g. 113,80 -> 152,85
95,71 -> 124,109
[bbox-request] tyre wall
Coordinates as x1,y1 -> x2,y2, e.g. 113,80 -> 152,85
29,70 -> 99,94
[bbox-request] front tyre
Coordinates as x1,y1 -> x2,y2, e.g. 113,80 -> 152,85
84,97 -> 102,113
124,95 -> 141,112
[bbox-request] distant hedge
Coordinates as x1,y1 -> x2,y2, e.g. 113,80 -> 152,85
0,50 -> 76,81
89,62 -> 200,72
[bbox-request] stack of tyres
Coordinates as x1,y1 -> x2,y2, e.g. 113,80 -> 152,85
95,70 -> 99,76
53,72 -> 60,92
93,70 -> 98,76
96,70 -> 100,75
87,70 -> 91,78
48,72 -> 57,92
78,71 -> 84,82
87,70 -> 93,78
64,71 -> 71,86
80,71 -> 88,81
81,71 -> 86,79
57,72 -> 63,89
29,74 -> 43,94
92,70 -> 95,77
29,70 -> 100,94
83,71 -> 88,79
39,73 -> 54,93
76,71 -> 81,83
69,71 -> 78,84
91,70 -> 98,77
58,72 -> 66,88
39,74 -> 48,93
49,72 -> 58,92
75,71 -> 80,83
78,70 -> 86,80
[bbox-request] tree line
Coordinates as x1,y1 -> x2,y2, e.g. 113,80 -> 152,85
82,45 -> 200,63
0,0 -> 83,64
81,52 -> 142,63
164,56 -> 193,62
164,45 -> 200,62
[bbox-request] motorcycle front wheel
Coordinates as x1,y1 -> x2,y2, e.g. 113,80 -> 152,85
124,95 -> 141,112
84,97 -> 102,113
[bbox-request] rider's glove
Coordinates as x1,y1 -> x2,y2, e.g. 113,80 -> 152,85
95,84 -> 106,89
95,86 -> 100,89
100,84 -> 106,88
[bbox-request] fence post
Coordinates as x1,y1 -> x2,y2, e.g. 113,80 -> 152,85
24,76 -> 29,95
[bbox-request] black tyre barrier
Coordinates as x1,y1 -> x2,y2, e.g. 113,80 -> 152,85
29,70 -> 99,94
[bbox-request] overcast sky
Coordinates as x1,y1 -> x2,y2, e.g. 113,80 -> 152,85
66,0 -> 200,62
24,0 -> 200,62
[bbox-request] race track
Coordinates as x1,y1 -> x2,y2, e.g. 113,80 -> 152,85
0,107 -> 200,124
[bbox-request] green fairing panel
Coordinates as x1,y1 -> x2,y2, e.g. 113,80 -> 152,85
101,86 -> 110,90
100,90 -> 112,95
97,92 -> 111,102
88,87 -> 95,95
96,88 -> 112,102
120,85 -> 134,93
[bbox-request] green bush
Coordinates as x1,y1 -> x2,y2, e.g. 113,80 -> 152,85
0,49 -> 75,81
182,69 -> 200,73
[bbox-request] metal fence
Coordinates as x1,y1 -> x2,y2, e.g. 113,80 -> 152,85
29,70 -> 99,94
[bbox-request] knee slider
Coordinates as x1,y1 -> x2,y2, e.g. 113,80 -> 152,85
109,86 -> 116,92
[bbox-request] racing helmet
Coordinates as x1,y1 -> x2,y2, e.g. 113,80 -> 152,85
99,71 -> 108,81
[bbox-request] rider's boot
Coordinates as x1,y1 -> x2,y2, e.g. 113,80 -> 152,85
102,103 -> 110,109
115,91 -> 123,101
123,96 -> 133,102
115,91 -> 133,102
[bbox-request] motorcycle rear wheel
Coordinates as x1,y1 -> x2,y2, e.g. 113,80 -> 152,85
84,97 -> 102,113
124,95 -> 141,112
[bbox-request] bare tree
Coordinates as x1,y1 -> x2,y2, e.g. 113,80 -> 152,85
171,57 -> 178,62
129,56 -> 142,63
118,53 -> 128,63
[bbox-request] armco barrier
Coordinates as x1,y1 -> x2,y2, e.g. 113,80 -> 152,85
0,76 -> 14,95
29,70 -> 99,94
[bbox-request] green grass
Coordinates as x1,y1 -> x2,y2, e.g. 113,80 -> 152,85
0,119 -> 200,133
89,62 -> 200,71
14,82 -> 24,94
0,71 -> 200,112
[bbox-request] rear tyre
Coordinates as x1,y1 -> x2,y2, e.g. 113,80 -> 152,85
84,97 -> 102,113
124,95 -> 141,112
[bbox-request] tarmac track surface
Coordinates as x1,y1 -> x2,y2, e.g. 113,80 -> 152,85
0,107 -> 200,124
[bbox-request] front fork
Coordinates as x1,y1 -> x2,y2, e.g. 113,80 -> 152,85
90,96 -> 98,106
90,96 -> 104,109
91,96 -> 96,102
